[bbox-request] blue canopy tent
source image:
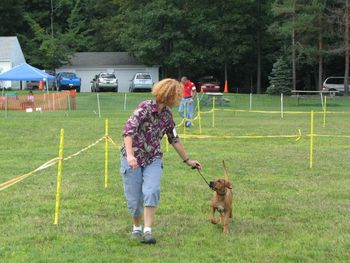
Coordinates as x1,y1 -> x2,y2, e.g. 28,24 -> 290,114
0,63 -> 55,93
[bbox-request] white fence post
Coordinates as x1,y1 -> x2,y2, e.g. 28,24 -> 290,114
67,94 -> 71,112
5,94 -> 8,118
249,93 -> 252,111
280,93 -> 284,118
97,93 -> 101,118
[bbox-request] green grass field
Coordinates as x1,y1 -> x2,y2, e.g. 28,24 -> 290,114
1,93 -> 350,262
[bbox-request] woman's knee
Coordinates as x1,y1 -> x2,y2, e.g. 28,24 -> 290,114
143,187 -> 160,207
127,199 -> 143,217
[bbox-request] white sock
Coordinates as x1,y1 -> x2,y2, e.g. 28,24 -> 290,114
144,227 -> 151,233
133,225 -> 142,232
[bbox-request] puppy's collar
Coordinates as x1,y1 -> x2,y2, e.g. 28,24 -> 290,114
217,190 -> 227,196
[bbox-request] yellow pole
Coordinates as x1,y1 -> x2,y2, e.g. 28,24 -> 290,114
105,119 -> 109,188
54,128 -> 65,225
323,96 -> 327,128
183,102 -> 186,142
165,134 -> 169,152
212,96 -> 216,128
197,97 -> 202,134
309,111 -> 314,169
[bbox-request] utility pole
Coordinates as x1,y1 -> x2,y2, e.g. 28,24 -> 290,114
344,0 -> 349,94
257,0 -> 262,94
292,0 -> 296,91
51,0 -> 54,38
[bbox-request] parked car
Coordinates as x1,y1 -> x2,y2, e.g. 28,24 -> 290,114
129,72 -> 153,92
91,73 -> 118,92
26,81 -> 39,90
56,72 -> 81,92
198,76 -> 221,92
26,70 -> 55,90
323,77 -> 350,93
45,70 -> 56,90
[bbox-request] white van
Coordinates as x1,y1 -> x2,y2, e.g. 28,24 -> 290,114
323,77 -> 350,92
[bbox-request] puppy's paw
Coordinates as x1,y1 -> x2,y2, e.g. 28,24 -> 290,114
210,218 -> 217,224
223,227 -> 230,235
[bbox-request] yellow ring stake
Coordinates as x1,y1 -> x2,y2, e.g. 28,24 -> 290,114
54,128 -> 65,225
165,134 -> 169,152
105,119 -> 109,188
212,96 -> 216,128
323,96 -> 327,128
309,111 -> 314,169
196,97 -> 202,134
183,102 -> 187,142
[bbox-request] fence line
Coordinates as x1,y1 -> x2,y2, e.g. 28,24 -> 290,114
2,94 -> 346,191
176,97 -> 350,170
0,91 -> 76,112
1,97 -> 350,224
0,135 -> 107,192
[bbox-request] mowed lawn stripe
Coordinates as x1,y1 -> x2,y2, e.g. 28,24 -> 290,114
1,93 -> 350,262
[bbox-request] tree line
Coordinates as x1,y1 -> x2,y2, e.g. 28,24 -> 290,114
0,0 -> 349,94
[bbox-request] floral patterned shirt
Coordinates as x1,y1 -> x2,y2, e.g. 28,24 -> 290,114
121,100 -> 180,167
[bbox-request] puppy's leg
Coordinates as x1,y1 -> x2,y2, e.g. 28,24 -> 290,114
223,211 -> 230,234
219,213 -> 223,224
210,206 -> 217,224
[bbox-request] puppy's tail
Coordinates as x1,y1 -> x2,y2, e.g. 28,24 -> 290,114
222,160 -> 229,181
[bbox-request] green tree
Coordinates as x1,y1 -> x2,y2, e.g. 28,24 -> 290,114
81,0 -> 123,51
267,57 -> 292,94
21,0 -> 92,69
324,0 -> 350,94
21,14 -> 71,69
346,0 -> 350,94
116,0 -> 258,79
117,0 -> 192,77
270,0 -> 306,91
0,0 -> 24,35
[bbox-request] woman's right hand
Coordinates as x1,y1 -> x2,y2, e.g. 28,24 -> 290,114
127,155 -> 138,170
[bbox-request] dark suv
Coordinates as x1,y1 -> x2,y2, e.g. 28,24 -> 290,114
91,73 -> 118,92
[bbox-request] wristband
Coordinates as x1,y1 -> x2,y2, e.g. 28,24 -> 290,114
183,158 -> 189,163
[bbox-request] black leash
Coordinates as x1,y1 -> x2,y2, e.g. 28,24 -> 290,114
191,166 -> 213,190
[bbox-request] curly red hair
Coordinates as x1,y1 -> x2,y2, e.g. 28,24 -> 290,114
152,78 -> 182,107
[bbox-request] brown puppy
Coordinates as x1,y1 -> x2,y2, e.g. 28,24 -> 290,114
209,161 -> 233,234
209,179 -> 233,234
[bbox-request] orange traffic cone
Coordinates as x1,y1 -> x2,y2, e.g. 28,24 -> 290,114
38,81 -> 44,90
224,80 -> 228,93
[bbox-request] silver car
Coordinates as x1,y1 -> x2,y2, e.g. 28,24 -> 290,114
92,73 -> 118,92
129,73 -> 153,92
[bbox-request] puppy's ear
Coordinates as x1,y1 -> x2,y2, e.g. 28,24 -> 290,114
225,180 -> 232,189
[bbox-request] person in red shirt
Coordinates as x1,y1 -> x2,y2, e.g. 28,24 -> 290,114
178,76 -> 197,127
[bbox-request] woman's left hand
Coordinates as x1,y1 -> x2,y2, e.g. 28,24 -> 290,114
186,159 -> 201,170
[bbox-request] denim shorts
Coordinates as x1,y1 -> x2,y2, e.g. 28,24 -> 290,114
120,156 -> 163,217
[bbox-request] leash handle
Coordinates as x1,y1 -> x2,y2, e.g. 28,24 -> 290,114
191,163 -> 201,170
192,166 -> 212,189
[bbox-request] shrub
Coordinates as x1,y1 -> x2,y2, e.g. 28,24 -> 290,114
266,57 -> 292,95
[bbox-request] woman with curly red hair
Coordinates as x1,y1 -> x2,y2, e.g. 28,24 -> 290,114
120,78 -> 201,244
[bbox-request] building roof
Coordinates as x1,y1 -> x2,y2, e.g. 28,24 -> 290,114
0,36 -> 21,61
68,52 -> 144,66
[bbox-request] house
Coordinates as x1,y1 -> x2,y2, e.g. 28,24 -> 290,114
0,36 -> 26,89
56,52 -> 159,92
